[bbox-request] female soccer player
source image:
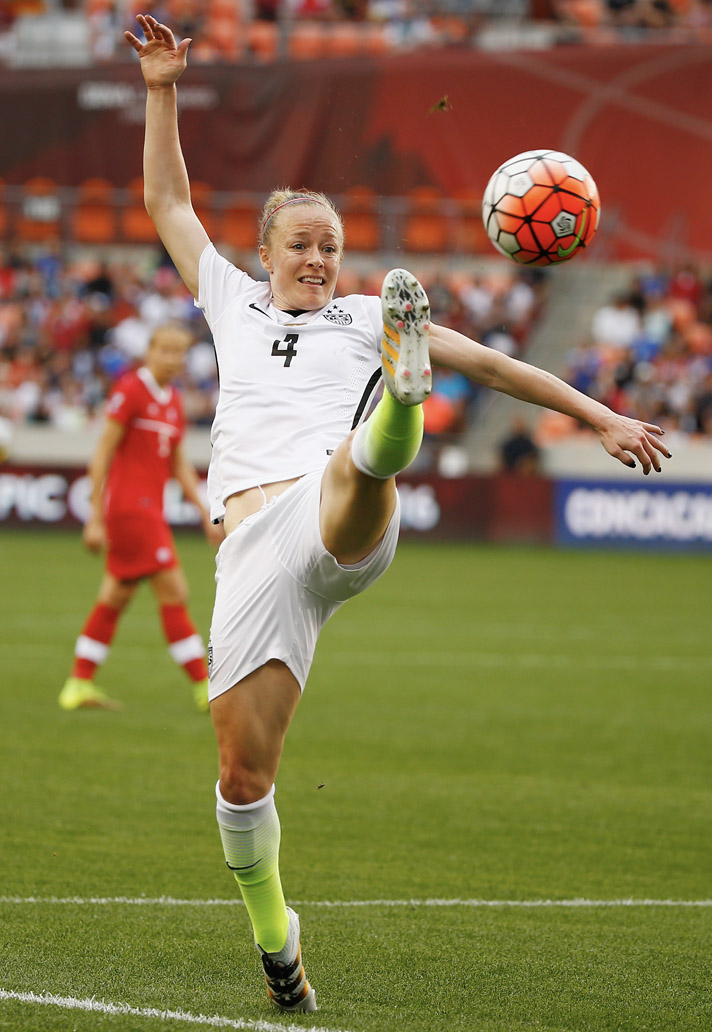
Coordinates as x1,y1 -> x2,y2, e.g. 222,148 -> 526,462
59,323 -> 222,713
125,14 -> 671,1013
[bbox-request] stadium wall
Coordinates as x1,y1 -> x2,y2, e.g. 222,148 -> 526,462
1,43 -> 711,261
0,462 -> 553,544
5,428 -> 712,548
5,449 -> 712,551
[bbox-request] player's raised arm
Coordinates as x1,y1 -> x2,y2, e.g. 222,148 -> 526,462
429,322 -> 672,475
124,14 -> 209,298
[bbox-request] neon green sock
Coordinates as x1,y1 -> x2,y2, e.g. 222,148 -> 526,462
216,784 -> 289,953
351,388 -> 424,479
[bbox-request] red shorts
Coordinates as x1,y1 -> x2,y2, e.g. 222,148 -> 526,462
105,510 -> 178,581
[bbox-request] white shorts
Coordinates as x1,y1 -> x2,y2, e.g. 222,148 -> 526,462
208,469 -> 400,700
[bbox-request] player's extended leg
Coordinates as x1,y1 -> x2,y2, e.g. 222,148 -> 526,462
211,661 -> 316,1012
321,268 -> 431,564
149,566 -> 210,712
59,573 -> 135,710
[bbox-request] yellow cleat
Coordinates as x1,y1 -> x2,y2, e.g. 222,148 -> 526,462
58,677 -> 122,711
193,677 -> 210,713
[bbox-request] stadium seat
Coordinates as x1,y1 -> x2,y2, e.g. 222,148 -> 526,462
403,186 -> 449,253
119,177 -> 158,244
217,194 -> 260,251
190,180 -> 217,238
329,24 -> 363,58
341,185 -> 380,252
451,189 -> 488,255
204,0 -> 247,61
287,23 -> 328,60
16,177 -> 63,242
360,24 -> 390,55
247,19 -> 280,61
70,178 -> 117,244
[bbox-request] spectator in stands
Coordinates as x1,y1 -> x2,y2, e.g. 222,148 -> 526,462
591,290 -> 642,350
499,416 -> 541,474
557,263 -> 712,440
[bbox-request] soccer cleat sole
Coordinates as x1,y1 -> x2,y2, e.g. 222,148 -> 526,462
380,268 -> 432,406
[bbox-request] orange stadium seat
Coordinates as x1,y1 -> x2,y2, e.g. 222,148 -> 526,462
287,23 -> 328,60
247,20 -> 279,61
403,186 -> 449,253
16,177 -> 63,242
70,178 -> 117,244
205,0 -> 247,61
329,24 -> 363,58
190,180 -> 217,238
360,24 -> 390,55
119,177 -> 159,244
217,195 -> 260,252
341,186 -> 380,251
450,189 -> 488,255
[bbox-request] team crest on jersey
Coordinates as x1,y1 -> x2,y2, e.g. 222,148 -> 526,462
324,305 -> 352,326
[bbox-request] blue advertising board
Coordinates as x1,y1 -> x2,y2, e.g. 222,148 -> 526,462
555,479 -> 712,550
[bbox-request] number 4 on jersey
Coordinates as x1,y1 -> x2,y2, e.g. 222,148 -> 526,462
271,333 -> 299,367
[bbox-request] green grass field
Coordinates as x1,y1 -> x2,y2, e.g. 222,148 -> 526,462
0,529 -> 710,1032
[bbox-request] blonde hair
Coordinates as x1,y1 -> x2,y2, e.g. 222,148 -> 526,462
259,188 -> 344,249
148,323 -> 192,350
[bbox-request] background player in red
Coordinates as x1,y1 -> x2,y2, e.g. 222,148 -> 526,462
59,323 -> 223,712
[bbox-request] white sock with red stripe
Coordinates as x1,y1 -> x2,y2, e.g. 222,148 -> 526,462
160,604 -> 208,682
72,603 -> 121,680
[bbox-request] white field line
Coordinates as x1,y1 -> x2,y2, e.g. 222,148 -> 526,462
0,989 -> 348,1032
1,896 -> 710,908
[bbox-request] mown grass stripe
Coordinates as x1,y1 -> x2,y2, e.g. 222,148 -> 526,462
1,896 -> 710,907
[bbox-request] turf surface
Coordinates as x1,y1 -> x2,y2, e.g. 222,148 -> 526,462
0,530 -> 710,1031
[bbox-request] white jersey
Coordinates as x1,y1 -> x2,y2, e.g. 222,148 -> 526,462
196,243 -> 384,522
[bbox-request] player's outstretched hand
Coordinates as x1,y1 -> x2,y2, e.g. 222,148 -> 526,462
596,412 -> 672,474
124,14 -> 191,89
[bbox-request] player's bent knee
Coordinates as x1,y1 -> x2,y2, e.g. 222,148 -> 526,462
218,763 -> 272,806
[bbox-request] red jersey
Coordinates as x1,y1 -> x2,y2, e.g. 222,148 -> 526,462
104,366 -> 185,518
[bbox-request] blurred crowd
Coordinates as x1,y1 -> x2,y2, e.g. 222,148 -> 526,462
1,0 -> 710,67
558,263 -> 712,438
0,242 -> 217,431
0,240 -> 545,440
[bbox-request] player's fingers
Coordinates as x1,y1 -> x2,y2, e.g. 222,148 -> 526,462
648,432 -> 673,460
154,21 -> 177,46
637,433 -> 662,472
124,30 -> 142,50
608,445 -> 636,469
136,14 -> 154,38
630,441 -> 654,475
